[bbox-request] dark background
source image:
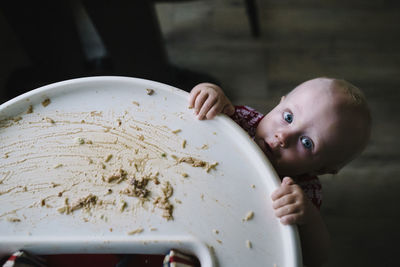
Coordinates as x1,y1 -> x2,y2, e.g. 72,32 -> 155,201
1,1 -> 399,266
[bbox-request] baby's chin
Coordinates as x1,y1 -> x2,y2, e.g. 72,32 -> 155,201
254,137 -> 266,152
255,138 -> 276,167
255,138 -> 270,158
274,166 -> 307,178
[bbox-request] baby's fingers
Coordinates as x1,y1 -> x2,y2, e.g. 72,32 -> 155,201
193,91 -> 209,115
188,86 -> 201,109
205,102 -> 224,120
280,214 -> 300,225
272,194 -> 295,209
271,185 -> 292,201
274,204 -> 299,218
198,97 -> 218,120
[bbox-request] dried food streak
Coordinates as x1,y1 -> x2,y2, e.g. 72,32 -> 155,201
0,110 -> 218,223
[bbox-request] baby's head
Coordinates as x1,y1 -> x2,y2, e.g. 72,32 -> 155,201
255,77 -> 371,177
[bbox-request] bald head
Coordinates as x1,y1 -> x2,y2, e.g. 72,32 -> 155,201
292,77 -> 371,172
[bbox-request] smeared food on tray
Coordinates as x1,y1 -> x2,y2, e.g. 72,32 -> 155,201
0,106 -> 218,225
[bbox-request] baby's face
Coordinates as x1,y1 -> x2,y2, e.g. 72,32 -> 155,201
255,79 -> 352,176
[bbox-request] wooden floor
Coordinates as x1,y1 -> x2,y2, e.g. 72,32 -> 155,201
159,1 -> 400,266
1,0 -> 400,266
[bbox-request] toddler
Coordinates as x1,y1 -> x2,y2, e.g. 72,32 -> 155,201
188,77 -> 371,267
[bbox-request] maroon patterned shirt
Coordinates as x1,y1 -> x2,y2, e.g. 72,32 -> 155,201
230,105 -> 322,209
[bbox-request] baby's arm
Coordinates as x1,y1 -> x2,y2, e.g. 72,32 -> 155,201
271,177 -> 330,267
188,83 -> 235,120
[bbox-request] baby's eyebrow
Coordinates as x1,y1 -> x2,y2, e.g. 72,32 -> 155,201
292,102 -> 302,118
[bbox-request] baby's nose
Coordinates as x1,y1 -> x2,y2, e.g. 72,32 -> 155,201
275,132 -> 290,148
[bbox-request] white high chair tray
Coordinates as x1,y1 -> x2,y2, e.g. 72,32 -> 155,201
0,76 -> 301,266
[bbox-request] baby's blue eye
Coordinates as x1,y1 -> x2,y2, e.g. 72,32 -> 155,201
301,136 -> 313,150
283,111 -> 293,123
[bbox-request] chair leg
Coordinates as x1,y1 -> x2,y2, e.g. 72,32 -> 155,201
245,0 -> 260,38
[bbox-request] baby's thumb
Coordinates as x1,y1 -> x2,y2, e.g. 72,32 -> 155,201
282,177 -> 295,186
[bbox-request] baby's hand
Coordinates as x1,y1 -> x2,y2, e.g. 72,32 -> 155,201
188,83 -> 235,120
271,177 -> 315,225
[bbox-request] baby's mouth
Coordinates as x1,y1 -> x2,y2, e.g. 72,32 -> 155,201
256,138 -> 273,159
264,141 -> 273,157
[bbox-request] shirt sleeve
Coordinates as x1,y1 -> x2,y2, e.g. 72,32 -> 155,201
229,105 -> 264,138
295,175 -> 323,209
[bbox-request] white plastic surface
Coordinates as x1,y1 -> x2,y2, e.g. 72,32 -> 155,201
0,77 -> 301,266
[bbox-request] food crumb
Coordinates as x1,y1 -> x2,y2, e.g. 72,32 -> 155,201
213,229 -> 219,235
146,88 -> 154,95
243,211 -> 254,222
246,240 -> 252,249
71,194 -> 98,212
42,98 -> 51,107
58,195 -> 96,215
7,217 -> 21,223
104,154 -> 113,162
182,140 -> 187,148
172,129 -> 181,134
178,157 -> 213,171
90,111 -> 102,117
12,116 -> 22,122
216,239 -> 222,244
174,198 -> 182,204
51,182 -> 60,188
181,173 -> 188,178
150,227 -> 157,231
27,105 -> 33,114
13,116 -> 22,123
54,164 -> 63,169
161,181 -> 173,198
76,137 -> 85,145
132,101 -> 140,106
128,228 -> 144,235
206,162 -> 218,173
45,117 -> 55,124
251,184 -> 256,189
119,200 -> 127,212
57,206 -> 68,214
106,169 -> 127,184
153,182 -> 174,220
